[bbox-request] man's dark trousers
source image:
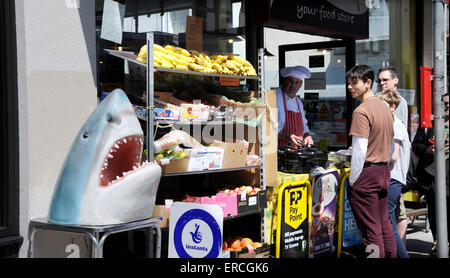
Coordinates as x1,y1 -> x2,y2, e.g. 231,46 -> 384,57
347,164 -> 397,258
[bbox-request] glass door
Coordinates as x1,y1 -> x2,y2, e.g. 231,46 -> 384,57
279,40 -> 355,150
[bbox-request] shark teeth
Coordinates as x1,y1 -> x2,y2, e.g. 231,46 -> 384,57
105,161 -> 152,186
99,134 -> 145,187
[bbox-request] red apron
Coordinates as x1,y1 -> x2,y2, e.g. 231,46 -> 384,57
278,92 -> 305,148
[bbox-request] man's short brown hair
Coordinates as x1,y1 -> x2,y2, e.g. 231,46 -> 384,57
377,88 -> 401,109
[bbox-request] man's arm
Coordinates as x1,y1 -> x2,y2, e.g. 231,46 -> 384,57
349,135 -> 368,186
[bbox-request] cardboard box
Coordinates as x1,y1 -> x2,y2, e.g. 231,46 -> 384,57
180,103 -> 210,122
161,147 -> 225,173
154,108 -> 180,121
237,190 -> 267,215
151,205 -> 171,228
161,158 -> 189,173
210,140 -> 247,169
186,147 -> 224,171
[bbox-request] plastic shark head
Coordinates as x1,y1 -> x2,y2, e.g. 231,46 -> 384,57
48,89 -> 161,225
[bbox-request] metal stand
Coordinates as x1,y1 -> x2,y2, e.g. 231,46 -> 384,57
27,217 -> 162,258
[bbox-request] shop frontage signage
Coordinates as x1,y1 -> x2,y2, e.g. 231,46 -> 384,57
256,0 -> 369,39
168,202 -> 223,258
276,181 -> 310,258
309,169 -> 339,258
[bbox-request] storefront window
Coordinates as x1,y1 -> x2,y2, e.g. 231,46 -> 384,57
96,0 -> 247,99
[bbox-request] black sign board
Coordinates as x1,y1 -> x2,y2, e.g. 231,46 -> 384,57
276,182 -> 309,258
309,55 -> 325,68
255,0 -> 369,39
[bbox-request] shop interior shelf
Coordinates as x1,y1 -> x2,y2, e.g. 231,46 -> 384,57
162,165 -> 261,177
224,209 -> 265,221
104,49 -> 259,80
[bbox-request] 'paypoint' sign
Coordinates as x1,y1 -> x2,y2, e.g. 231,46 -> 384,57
285,187 -> 307,230
276,181 -> 310,258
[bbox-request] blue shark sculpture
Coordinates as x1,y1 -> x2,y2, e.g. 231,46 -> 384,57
49,89 -> 161,225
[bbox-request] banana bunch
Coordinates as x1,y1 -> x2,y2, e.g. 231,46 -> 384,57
188,50 -> 216,74
136,44 -> 194,71
136,44 -> 257,76
210,54 -> 257,76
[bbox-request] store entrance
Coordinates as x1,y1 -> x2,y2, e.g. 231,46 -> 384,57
278,39 -> 355,151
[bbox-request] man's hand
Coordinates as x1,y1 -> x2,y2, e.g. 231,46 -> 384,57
426,144 -> 435,155
290,134 -> 302,146
303,134 -> 314,147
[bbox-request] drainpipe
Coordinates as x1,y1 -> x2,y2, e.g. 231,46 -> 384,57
432,0 -> 448,258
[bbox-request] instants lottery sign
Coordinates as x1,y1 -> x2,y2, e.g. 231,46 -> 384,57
169,202 -> 223,258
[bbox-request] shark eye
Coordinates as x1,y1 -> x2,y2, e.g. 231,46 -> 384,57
107,114 -> 121,125
82,132 -> 89,139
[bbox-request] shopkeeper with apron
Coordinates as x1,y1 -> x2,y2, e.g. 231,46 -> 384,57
277,66 -> 314,148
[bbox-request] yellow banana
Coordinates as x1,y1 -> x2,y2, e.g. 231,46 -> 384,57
160,60 -> 174,69
175,57 -> 189,66
175,64 -> 189,71
212,63 -> 223,73
165,53 -> 180,65
225,60 -> 239,73
152,55 -> 163,64
154,51 -> 175,65
189,63 -> 204,72
153,44 -> 167,54
193,56 -> 204,66
229,59 -> 245,74
164,45 -> 178,52
136,56 -> 146,64
178,48 -> 191,57
138,45 -> 147,57
173,52 -> 194,64
154,61 -> 161,68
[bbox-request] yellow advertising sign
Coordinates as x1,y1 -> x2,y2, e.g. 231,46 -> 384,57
284,186 -> 308,230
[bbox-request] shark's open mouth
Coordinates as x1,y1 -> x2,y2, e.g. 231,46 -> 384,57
100,135 -> 145,187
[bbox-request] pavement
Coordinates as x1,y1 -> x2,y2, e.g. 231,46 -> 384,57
405,215 -> 435,258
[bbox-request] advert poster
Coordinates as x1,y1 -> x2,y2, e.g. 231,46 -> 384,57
276,182 -> 310,258
309,169 -> 339,258
340,176 -> 363,248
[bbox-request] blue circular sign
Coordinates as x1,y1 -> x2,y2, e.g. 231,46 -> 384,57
174,209 -> 222,258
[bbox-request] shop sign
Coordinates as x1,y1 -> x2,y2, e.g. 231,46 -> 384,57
309,169 -> 339,258
276,181 -> 310,258
338,174 -> 363,248
256,0 -> 369,39
219,77 -> 240,87
319,102 -> 330,120
305,72 -> 326,90
168,202 -> 223,258
186,16 -> 203,52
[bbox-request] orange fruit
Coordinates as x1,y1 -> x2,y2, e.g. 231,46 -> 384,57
230,239 -> 241,250
222,241 -> 228,250
240,237 -> 253,247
